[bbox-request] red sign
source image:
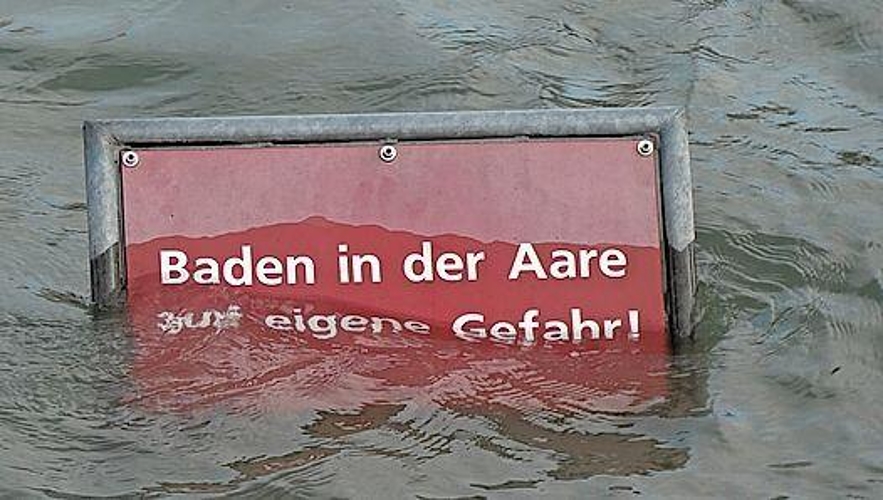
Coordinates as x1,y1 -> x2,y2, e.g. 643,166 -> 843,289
121,138 -> 670,410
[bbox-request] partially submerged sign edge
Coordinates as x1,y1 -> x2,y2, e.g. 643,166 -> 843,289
83,108 -> 696,341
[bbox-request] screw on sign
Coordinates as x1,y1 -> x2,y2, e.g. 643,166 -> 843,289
636,138 -> 655,157
83,109 -> 695,411
120,150 -> 140,168
379,144 -> 398,163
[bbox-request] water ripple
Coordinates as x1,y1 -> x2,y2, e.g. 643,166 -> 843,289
0,0 -> 881,496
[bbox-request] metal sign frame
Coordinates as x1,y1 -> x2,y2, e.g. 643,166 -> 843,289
84,108 -> 696,340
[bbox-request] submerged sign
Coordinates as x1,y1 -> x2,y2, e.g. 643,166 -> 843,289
85,109 -> 695,353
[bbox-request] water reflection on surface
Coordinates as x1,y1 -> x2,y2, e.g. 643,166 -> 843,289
1,0 -> 882,497
152,400 -> 690,495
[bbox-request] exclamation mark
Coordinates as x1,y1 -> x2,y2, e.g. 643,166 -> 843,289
628,310 -> 640,341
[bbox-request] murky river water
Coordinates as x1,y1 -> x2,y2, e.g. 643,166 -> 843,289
1,1 -> 882,497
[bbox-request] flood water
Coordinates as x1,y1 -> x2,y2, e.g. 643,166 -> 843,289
1,1 -> 882,497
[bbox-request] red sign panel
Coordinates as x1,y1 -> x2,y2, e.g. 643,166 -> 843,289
121,138 -> 669,410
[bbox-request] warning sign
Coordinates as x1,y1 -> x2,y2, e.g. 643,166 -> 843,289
85,110 -> 695,409
121,138 -> 668,350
